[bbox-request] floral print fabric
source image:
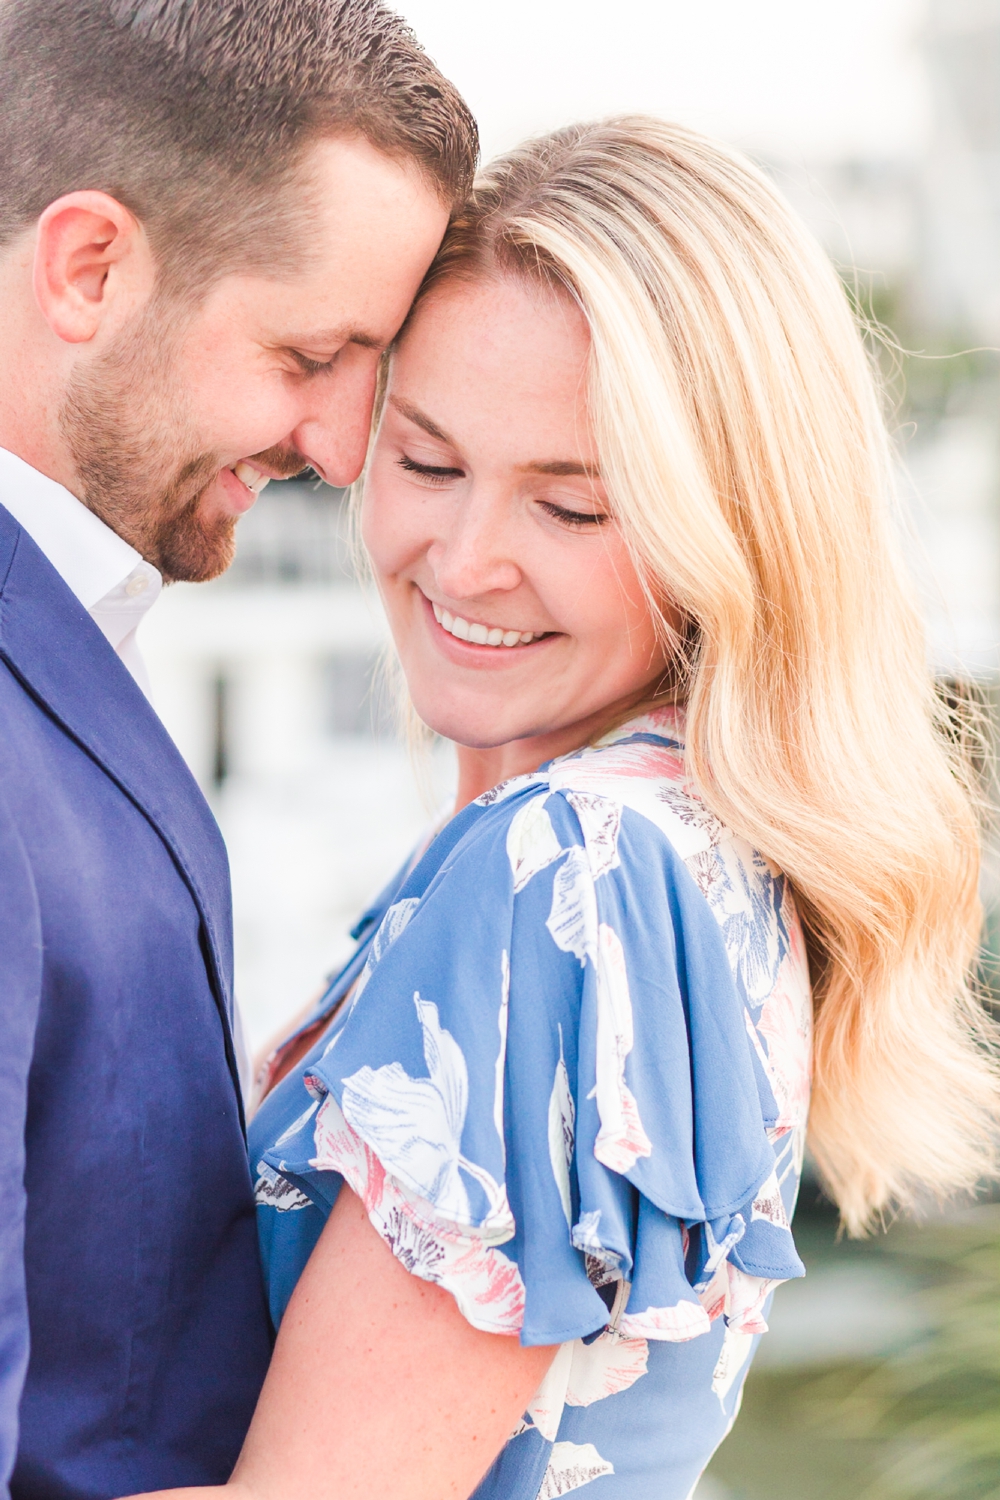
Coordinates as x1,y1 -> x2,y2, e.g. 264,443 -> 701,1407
249,707 -> 812,1499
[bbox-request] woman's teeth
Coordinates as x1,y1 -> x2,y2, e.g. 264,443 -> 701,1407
233,461 -> 271,496
431,601 -> 541,648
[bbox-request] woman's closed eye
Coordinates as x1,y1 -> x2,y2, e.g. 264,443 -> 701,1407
538,499 -> 609,528
398,453 -> 466,484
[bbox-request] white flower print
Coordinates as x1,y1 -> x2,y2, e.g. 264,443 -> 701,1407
695,1245 -> 781,1339
571,1215 -> 626,1287
692,1216 -> 748,1303
685,847 -> 724,900
537,1441 -> 615,1497
750,1169 -> 791,1231
475,770 -> 543,808
752,914 -> 813,1129
339,993 -> 512,1234
723,1263 -> 781,1336
655,783 -> 727,847
520,1327 -> 650,1446
254,1162 -> 311,1212
495,950 -> 510,1160
575,1206 -> 605,1254
700,842 -> 787,1007
592,923 -> 652,1173
548,1025 -> 575,1229
525,1341 -> 574,1440
711,1324 -> 755,1406
506,794 -> 563,892
349,897 -> 422,1008
564,791 -> 622,880
373,897 -> 422,961
546,846 -> 598,965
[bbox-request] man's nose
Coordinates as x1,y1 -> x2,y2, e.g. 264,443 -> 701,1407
292,349 -> 380,489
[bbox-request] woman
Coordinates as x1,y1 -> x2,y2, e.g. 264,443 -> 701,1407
136,118 -> 997,1500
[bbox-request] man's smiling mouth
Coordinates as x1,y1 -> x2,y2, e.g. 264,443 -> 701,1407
232,460 -> 271,497
431,599 -> 549,648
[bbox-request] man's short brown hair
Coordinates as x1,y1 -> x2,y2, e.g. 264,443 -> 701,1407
0,0 -> 478,293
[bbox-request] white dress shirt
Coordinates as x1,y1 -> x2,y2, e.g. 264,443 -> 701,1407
0,445 -> 162,697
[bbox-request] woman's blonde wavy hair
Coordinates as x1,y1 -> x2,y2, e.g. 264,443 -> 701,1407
401,115 -> 999,1234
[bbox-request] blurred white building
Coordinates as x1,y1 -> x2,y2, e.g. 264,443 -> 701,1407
773,0 -> 1000,675
920,0 -> 1000,343
142,486 -> 453,1051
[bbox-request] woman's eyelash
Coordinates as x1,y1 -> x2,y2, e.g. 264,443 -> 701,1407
398,454 -> 464,483
540,500 -> 609,528
395,455 -> 606,522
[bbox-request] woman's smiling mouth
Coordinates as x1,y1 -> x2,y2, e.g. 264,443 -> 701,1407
430,598 -> 550,648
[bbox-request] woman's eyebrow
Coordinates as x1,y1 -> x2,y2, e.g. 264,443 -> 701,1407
388,398 -> 601,480
389,395 -> 453,444
518,460 -> 602,479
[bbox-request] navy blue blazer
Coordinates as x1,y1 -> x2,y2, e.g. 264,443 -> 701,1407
0,503 -> 272,1500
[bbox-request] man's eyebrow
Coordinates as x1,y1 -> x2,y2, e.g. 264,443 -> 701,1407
389,396 -> 454,445
517,459 -> 602,479
285,326 -> 386,352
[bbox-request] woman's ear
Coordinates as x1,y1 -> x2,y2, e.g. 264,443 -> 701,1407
32,190 -> 153,344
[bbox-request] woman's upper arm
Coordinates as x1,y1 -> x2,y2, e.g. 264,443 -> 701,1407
230,1185 -> 557,1500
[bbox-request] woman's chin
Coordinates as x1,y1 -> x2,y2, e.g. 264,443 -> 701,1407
420,714 -> 519,752
407,694 -> 532,753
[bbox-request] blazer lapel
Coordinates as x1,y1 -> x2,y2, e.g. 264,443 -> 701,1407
0,505 -> 245,1124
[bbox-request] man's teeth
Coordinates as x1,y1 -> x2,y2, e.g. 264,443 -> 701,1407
431,601 -> 540,647
233,461 -> 271,496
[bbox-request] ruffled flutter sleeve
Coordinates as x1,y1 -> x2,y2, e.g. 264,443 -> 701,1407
258,784 -> 805,1350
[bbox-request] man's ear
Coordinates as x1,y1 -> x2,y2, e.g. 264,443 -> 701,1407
32,191 -> 154,344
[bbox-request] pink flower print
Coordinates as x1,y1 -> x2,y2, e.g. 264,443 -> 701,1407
448,1240 -> 526,1331
565,1329 -> 650,1403
619,1300 -> 713,1342
696,1261 -> 729,1324
311,1093 -> 527,1337
724,1263 -> 782,1336
554,739 -> 685,789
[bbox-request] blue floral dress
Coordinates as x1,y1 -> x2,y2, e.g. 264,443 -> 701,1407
249,707 -> 812,1500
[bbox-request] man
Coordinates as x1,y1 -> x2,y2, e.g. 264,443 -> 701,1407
0,3 -> 476,1496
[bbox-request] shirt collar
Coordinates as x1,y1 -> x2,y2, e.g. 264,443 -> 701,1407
0,444 -> 150,610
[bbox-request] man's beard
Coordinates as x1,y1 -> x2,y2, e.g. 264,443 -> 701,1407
60,299 -> 306,583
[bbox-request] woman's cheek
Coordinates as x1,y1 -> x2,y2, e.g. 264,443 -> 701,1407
360,481 -> 403,580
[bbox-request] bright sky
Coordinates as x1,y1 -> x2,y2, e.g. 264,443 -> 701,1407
396,0 -> 929,163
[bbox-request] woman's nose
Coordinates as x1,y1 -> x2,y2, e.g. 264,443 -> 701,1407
428,499 -> 523,600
